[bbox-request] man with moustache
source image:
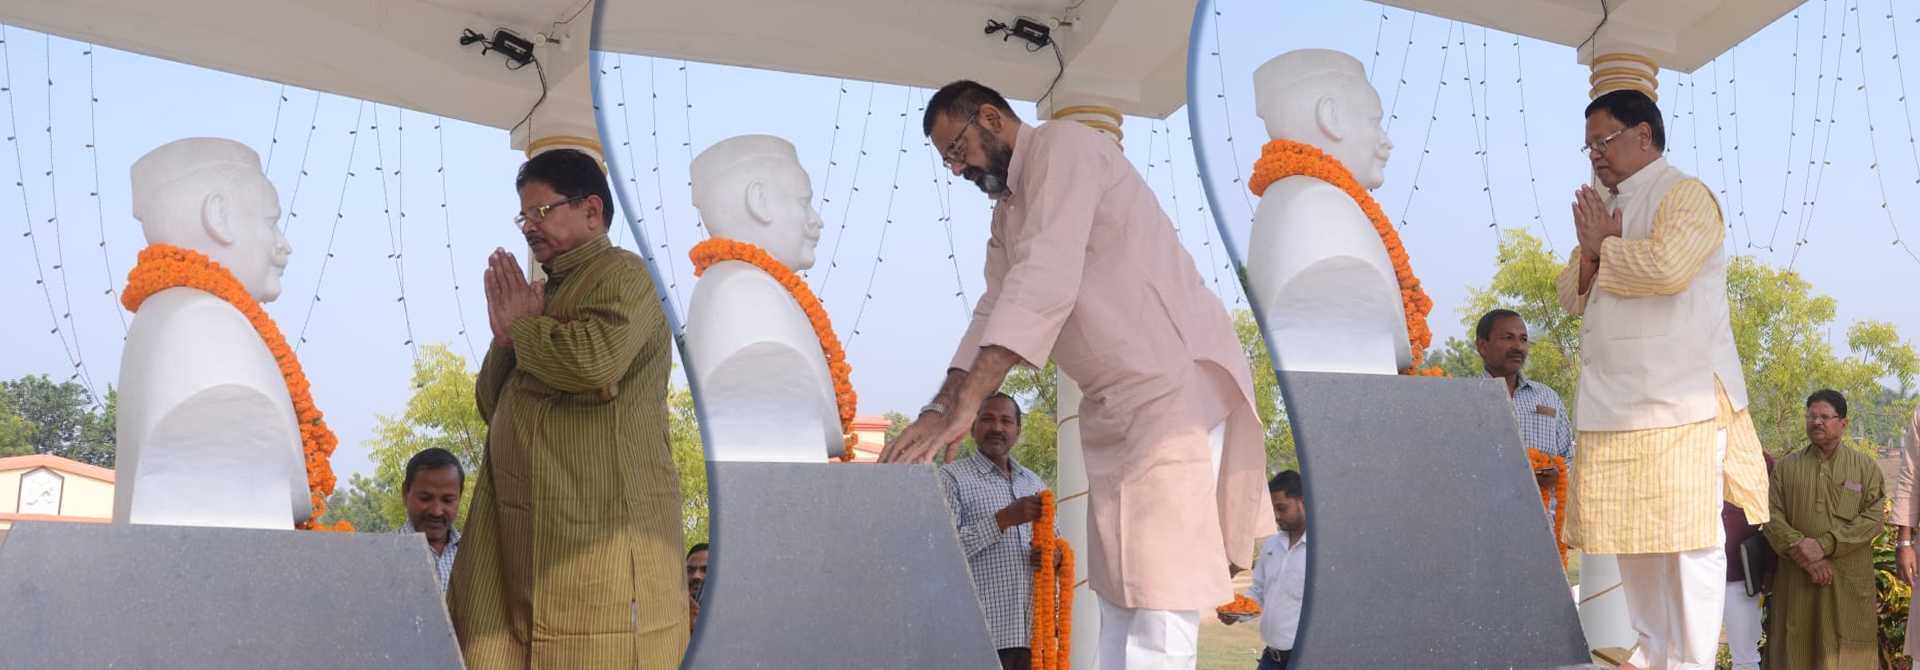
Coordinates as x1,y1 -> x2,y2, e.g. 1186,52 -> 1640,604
1761,389 -> 1884,669
395,448 -> 466,593
447,148 -> 688,670
1472,309 -> 1574,497
890,79 -> 1273,670
1555,89 -> 1770,670
1217,471 -> 1307,670
686,543 -> 708,630
940,392 -> 1055,670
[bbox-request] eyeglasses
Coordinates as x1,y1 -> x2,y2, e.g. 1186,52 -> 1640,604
1805,413 -> 1842,423
1581,125 -> 1634,157
513,194 -> 586,228
941,111 -> 981,169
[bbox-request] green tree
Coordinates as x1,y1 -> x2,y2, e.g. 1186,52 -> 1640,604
1000,360 -> 1061,488
1458,229 -> 1584,407
364,345 -> 488,528
0,375 -> 114,466
669,381 -> 709,548
1233,310 -> 1297,474
883,411 -> 911,443
318,472 -> 395,532
1724,257 -> 1917,452
0,385 -> 34,458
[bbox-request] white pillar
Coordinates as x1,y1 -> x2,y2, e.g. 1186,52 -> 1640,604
1053,367 -> 1097,670
1047,99 -> 1122,670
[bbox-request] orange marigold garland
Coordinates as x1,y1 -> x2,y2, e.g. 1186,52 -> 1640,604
1248,139 -> 1441,376
120,244 -> 351,531
1216,592 -> 1262,616
1031,490 -> 1074,670
1528,448 -> 1570,569
689,239 -> 860,457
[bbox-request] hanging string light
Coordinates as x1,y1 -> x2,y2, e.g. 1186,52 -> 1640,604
434,116 -> 476,361
1209,1 -> 1256,216
4,26 -> 101,408
1787,0 -> 1852,271
370,104 -> 418,357
1845,0 -> 1919,263
1766,5 -> 1815,253
280,89 -> 322,235
83,42 -> 126,334
1399,20 -> 1457,228
646,58 -> 685,312
1727,49 -> 1757,249
848,90 -> 916,344
915,87 -> 972,320
817,81 -> 878,294
1384,11 -> 1421,133
295,100 -> 366,351
43,35 -> 98,399
1512,34 -> 1555,253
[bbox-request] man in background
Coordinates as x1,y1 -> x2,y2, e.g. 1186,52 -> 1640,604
1219,471 -> 1306,670
395,447 -> 465,593
940,392 -> 1052,670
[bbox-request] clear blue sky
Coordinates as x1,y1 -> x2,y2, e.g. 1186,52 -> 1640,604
4,0 -> 1917,486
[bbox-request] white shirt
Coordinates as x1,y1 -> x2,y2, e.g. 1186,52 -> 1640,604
1247,530 -> 1307,650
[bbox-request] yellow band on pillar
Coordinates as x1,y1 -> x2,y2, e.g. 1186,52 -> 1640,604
1051,105 -> 1123,125
1592,53 -> 1659,72
1590,84 -> 1659,103
525,135 -> 608,172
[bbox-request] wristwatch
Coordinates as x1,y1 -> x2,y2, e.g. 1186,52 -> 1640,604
1899,540 -> 1914,548
919,402 -> 948,417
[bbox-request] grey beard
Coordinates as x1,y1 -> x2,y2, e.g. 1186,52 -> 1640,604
979,172 -> 1009,197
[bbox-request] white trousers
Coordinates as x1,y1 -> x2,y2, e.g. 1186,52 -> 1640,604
1721,581 -> 1762,670
1621,427 -> 1728,670
1087,421 -> 1223,670
1096,594 -> 1200,670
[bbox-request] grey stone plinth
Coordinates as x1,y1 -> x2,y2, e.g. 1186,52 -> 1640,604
0,520 -> 463,669
688,461 -> 999,670
1281,371 -> 1592,669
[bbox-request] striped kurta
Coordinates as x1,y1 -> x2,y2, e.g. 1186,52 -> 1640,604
1555,176 -> 1770,555
448,235 -> 688,670
1762,444 -> 1885,669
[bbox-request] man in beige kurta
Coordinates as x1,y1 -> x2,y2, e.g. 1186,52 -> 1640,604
1762,390 -> 1884,670
1556,90 -> 1769,670
884,80 -> 1274,670
1891,403 -> 1920,657
447,149 -> 688,670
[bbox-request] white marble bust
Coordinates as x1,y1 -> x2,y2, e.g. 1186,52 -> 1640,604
683,134 -> 843,462
1247,48 -> 1411,375
114,137 -> 310,529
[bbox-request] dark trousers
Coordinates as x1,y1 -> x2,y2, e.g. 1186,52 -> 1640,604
1255,647 -> 1290,670
998,647 -> 1031,670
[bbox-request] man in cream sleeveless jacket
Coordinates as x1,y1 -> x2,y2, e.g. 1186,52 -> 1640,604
1555,90 -> 1769,670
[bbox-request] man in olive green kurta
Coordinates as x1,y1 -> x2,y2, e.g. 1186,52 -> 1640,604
448,149 -> 688,670
1761,389 -> 1885,670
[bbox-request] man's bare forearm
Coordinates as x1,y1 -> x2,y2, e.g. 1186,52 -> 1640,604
959,346 -> 1022,407
929,369 -> 968,415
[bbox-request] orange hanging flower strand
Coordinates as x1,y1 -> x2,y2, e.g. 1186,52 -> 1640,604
1030,490 -> 1074,670
1528,448 -> 1571,569
1248,139 -> 1440,375
120,244 -> 351,531
689,238 -> 860,456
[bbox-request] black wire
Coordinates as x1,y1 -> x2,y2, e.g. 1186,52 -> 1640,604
553,0 -> 592,29
510,55 -> 548,136
1038,39 -> 1064,109
1578,0 -> 1610,53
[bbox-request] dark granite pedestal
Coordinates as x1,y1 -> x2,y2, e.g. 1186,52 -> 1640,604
686,461 -> 999,670
0,521 -> 463,669
1281,371 -> 1602,669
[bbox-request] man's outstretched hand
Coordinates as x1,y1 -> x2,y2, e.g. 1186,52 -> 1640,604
880,404 -> 975,464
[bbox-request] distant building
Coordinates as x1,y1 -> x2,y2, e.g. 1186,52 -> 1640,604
0,454 -> 115,547
841,415 -> 891,463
